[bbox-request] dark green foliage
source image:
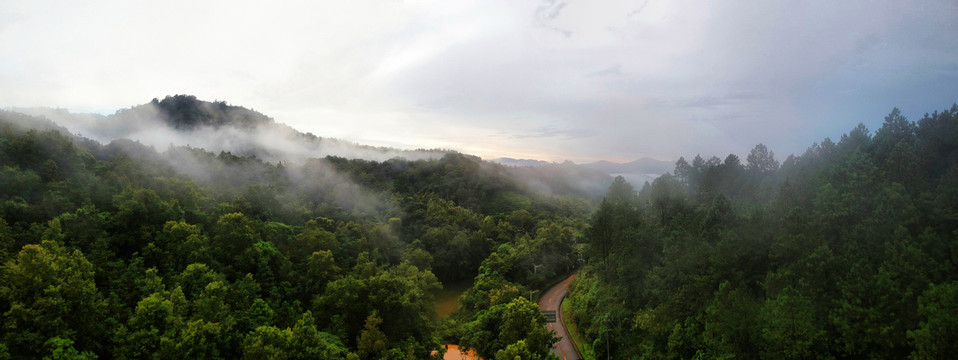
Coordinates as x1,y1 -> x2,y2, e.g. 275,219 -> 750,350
568,104 -> 958,359
13,97 -> 955,359
908,281 -> 958,359
144,95 -> 274,130
0,106 -> 594,358
586,176 -> 640,264
459,296 -> 557,359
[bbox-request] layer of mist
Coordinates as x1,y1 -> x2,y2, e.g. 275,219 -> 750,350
502,160 -> 612,199
7,95 -> 615,207
15,95 -> 450,164
582,157 -> 674,187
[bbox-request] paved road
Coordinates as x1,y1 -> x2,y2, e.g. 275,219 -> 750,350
538,274 -> 580,360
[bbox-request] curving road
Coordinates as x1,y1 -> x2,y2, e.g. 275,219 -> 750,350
538,274 -> 580,360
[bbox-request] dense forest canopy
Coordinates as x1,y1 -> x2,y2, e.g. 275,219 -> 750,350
0,98 -> 601,359
3,97 -> 958,359
567,104 -> 958,359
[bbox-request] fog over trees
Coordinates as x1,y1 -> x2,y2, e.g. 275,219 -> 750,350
0,97 -> 603,359
2,97 -> 957,359
567,104 -> 958,359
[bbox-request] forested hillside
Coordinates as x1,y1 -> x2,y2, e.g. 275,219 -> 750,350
0,100 -> 599,359
567,105 -> 958,359
9,97 -> 955,360
15,95 -> 452,163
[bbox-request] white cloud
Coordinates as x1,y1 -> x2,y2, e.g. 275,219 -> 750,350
2,0 -> 956,162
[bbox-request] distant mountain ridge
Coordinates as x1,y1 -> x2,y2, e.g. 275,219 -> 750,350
492,156 -> 675,188
580,157 -> 674,187
490,157 -> 553,167
15,95 -> 452,163
582,157 -> 674,175
6,95 -> 616,199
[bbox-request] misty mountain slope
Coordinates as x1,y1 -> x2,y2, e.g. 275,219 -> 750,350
17,95 -> 451,164
9,96 -> 614,207
4,96 -> 623,199
2,100 -> 607,285
325,152 -> 612,218
2,105 -> 608,223
492,157 -> 671,190
490,157 -> 552,167
0,102 -> 592,359
504,161 -> 612,200
143,95 -> 273,130
583,157 -> 673,175
0,110 -> 75,134
0,111 -> 400,225
1,103 -> 597,280
566,104 -> 958,359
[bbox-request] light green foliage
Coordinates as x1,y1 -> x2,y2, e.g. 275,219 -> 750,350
211,212 -> 261,265
499,297 -> 556,355
241,311 -> 349,360
42,337 -> 98,360
288,312 -> 349,359
164,319 -> 229,360
243,326 -> 291,360
115,292 -> 179,359
1,241 -> 106,357
113,187 -> 182,230
246,298 -> 275,328
194,280 -> 231,323
158,220 -> 211,271
460,296 -> 556,359
459,268 -> 522,313
495,340 -> 543,360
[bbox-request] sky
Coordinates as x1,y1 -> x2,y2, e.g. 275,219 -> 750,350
2,0 -> 957,163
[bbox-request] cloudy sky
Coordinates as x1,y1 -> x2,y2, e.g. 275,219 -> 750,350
2,0 -> 957,162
